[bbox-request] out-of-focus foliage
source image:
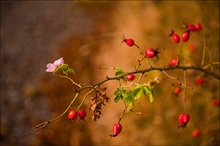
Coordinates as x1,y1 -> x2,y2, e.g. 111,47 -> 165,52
1,1 -> 219,145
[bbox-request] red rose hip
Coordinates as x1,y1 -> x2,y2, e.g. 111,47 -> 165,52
187,43 -> 197,52
195,23 -> 202,31
181,31 -> 190,42
178,113 -> 190,127
170,58 -> 178,67
121,34 -> 137,47
68,110 -> 78,120
172,33 -> 180,43
192,129 -> 201,137
174,87 -> 181,95
196,77 -> 204,85
124,39 -> 135,46
127,74 -> 135,81
145,48 -> 155,58
187,24 -> 197,32
145,48 -> 160,62
78,109 -> 87,119
211,99 -> 220,106
112,123 -> 122,137
170,30 -> 180,43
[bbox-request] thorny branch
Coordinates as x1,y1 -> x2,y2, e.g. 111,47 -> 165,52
29,63 -> 219,135
74,65 -> 219,93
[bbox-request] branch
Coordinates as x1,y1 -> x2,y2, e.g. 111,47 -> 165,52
30,64 -> 219,135
75,65 -> 219,93
27,93 -> 79,135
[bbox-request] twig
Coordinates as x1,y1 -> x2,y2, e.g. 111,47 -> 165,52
162,70 -> 193,90
76,87 -> 96,111
118,102 -> 127,124
53,74 -> 82,88
202,62 -> 220,70
177,42 -> 184,63
28,93 -> 79,135
183,70 -> 187,113
135,56 -> 146,71
137,73 -> 144,83
162,70 -> 179,80
201,31 -> 207,67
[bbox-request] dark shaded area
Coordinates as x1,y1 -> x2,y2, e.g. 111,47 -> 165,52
1,1 -> 115,145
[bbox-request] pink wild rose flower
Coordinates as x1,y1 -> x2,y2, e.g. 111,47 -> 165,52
46,57 -> 64,72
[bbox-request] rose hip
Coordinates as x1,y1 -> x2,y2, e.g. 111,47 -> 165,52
178,113 -> 190,127
145,48 -> 160,62
68,110 -> 78,120
211,99 -> 220,106
121,34 -> 138,47
127,74 -> 135,81
195,23 -> 202,31
181,30 -> 190,42
170,58 -> 179,67
192,129 -> 201,137
174,87 -> 181,95
187,24 -> 197,32
170,31 -> 180,43
112,123 -> 122,137
78,109 -> 87,119
196,77 -> 204,85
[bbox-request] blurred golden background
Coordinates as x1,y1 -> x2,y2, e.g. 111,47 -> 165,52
1,1 -> 219,145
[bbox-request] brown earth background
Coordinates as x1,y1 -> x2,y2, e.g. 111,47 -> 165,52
1,1 -> 219,145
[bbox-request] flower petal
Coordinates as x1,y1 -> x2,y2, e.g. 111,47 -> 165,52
54,57 -> 64,66
46,63 -> 57,72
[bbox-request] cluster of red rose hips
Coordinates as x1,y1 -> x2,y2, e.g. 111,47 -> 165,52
122,34 -> 161,63
67,71 -> 134,137
68,109 -> 87,120
68,109 -> 123,137
170,30 -> 189,43
122,24 -> 202,65
170,23 -> 202,43
185,23 -> 202,32
107,23 -> 217,138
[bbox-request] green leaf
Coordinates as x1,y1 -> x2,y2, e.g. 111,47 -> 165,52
143,85 -> 154,103
114,96 -> 121,103
126,102 -> 133,113
114,87 -> 122,96
148,86 -> 154,103
122,91 -> 133,103
115,67 -> 125,79
143,86 -> 149,96
114,87 -> 125,103
55,64 -> 75,75
132,84 -> 143,100
149,92 -> 154,103
68,68 -> 75,74
151,89 -> 155,97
